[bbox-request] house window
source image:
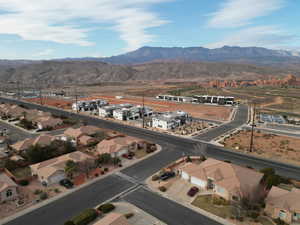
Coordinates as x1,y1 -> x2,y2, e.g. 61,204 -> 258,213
6,189 -> 13,197
232,195 -> 239,201
279,210 -> 287,219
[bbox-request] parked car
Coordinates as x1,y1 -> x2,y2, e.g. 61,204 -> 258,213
128,152 -> 135,157
59,179 -> 74,189
122,153 -> 133,159
160,171 -> 175,181
187,186 -> 199,197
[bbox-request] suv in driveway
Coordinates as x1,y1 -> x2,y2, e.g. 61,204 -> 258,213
160,171 -> 175,181
59,179 -> 74,189
187,186 -> 199,197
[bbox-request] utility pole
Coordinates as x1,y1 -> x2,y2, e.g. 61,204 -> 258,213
249,103 -> 256,152
75,86 -> 79,114
142,91 -> 145,128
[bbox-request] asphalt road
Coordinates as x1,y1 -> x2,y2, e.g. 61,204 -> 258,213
124,187 -> 221,225
121,147 -> 183,181
2,97 -> 300,225
1,97 -> 300,179
2,175 -> 134,225
194,104 -> 248,141
0,121 -> 36,144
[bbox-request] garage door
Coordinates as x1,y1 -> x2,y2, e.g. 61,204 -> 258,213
191,177 -> 206,188
181,171 -> 190,180
117,149 -> 128,157
48,171 -> 66,185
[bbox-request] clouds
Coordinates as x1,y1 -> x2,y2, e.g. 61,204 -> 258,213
34,49 -> 54,57
205,26 -> 297,49
207,0 -> 284,28
0,0 -> 170,51
205,0 -> 299,50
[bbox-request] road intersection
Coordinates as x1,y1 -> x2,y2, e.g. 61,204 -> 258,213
1,97 -> 300,225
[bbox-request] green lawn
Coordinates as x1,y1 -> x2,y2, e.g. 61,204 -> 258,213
191,195 -> 232,219
11,167 -> 31,179
134,149 -> 148,159
258,216 -> 274,225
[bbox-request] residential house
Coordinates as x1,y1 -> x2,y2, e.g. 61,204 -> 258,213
96,136 -> 138,157
35,116 -> 63,130
152,111 -> 189,130
179,158 -> 263,201
63,126 -> 101,143
11,138 -> 35,152
6,105 -> 27,120
92,213 -> 131,225
99,104 -> 132,118
78,135 -> 97,146
10,135 -> 54,152
0,173 -> 18,203
32,135 -> 55,147
30,151 -> 92,185
265,186 -> 300,224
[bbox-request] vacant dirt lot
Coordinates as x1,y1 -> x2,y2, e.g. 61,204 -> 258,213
223,130 -> 300,166
82,95 -> 233,121
25,98 -> 72,109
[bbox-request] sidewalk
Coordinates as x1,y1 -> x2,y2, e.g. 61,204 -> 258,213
145,176 -> 234,225
0,145 -> 162,225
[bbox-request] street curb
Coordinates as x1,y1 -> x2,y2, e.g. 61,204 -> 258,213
0,145 -> 162,225
145,178 -> 234,225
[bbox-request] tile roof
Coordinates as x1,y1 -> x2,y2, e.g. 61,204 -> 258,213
96,136 -> 138,155
93,213 -> 131,225
180,158 -> 263,195
0,173 -> 17,192
30,151 -> 92,179
266,186 -> 300,212
11,138 -> 35,151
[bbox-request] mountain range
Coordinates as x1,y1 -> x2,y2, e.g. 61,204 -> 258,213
0,46 -> 299,86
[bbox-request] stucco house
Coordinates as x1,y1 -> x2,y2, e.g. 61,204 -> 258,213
96,136 -> 138,157
30,151 -> 92,185
78,135 -> 97,146
10,138 -> 35,152
265,186 -> 300,224
93,213 -> 131,225
11,135 -> 54,152
35,116 -> 63,130
179,158 -> 263,201
0,173 -> 18,203
63,126 -> 101,142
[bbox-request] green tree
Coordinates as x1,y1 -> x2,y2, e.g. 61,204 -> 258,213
65,160 -> 78,178
95,153 -> 112,166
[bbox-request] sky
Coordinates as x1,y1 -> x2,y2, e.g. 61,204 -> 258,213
0,0 -> 299,59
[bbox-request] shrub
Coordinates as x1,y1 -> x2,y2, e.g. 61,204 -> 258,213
158,186 -> 167,192
97,203 -> 115,213
64,221 -> 75,225
104,168 -> 109,172
39,192 -> 48,200
124,213 -> 134,219
72,208 -> 98,225
19,180 -> 29,186
238,217 -> 244,222
34,189 -> 42,195
212,197 -> 228,205
273,218 -> 288,225
151,175 -> 159,181
248,211 -> 259,219
54,188 -> 60,193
